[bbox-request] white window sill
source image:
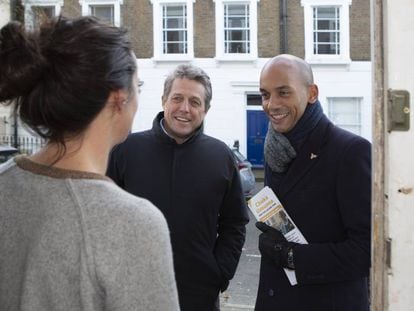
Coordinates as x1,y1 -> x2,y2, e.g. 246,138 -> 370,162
215,55 -> 258,63
152,55 -> 194,63
306,56 -> 352,65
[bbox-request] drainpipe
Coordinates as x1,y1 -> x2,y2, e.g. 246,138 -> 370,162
279,0 -> 288,54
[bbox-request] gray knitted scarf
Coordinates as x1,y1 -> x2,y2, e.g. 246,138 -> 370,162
264,101 -> 323,173
264,125 -> 297,173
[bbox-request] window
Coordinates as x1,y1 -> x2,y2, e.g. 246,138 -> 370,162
79,0 -> 123,27
301,0 -> 351,63
313,7 -> 340,55
328,97 -> 361,135
224,4 -> 250,54
163,5 -> 187,54
214,0 -> 259,60
23,0 -> 62,30
151,0 -> 194,60
90,5 -> 114,25
246,94 -> 262,106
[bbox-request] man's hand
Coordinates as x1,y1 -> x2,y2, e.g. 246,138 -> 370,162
256,221 -> 298,269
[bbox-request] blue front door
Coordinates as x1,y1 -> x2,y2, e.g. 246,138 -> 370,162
247,110 -> 268,167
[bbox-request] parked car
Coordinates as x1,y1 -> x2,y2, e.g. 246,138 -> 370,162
0,145 -> 18,163
232,148 -> 256,198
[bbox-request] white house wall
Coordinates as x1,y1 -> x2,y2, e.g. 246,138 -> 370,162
314,61 -> 372,140
135,58 -> 372,156
0,1 -> 10,27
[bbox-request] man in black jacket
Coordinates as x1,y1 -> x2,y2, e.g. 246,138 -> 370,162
255,54 -> 371,310
107,64 -> 249,311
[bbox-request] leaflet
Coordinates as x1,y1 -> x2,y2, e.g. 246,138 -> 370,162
247,186 -> 308,286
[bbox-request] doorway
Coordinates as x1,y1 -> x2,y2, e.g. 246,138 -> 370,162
246,110 -> 268,167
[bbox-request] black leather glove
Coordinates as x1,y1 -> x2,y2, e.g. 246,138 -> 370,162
256,221 -> 298,269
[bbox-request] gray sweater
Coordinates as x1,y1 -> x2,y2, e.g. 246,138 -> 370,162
0,157 -> 180,311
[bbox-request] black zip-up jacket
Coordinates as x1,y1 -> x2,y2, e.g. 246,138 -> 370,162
107,112 -> 249,308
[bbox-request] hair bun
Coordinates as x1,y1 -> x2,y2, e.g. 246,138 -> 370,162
0,21 -> 46,101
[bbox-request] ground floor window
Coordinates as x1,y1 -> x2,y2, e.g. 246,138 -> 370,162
327,97 -> 362,135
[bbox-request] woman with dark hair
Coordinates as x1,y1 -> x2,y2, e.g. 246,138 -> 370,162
0,16 -> 179,310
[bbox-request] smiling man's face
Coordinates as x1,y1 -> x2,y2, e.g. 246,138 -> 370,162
259,59 -> 316,133
162,78 -> 207,144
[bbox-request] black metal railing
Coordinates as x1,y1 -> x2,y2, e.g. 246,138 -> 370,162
0,135 -> 46,155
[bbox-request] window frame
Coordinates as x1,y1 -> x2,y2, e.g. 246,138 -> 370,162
151,0 -> 195,61
162,4 -> 188,55
301,0 -> 351,64
89,4 -> 115,25
214,0 -> 259,61
313,6 -> 340,55
23,0 -> 63,30
224,3 -> 250,54
79,0 -> 123,27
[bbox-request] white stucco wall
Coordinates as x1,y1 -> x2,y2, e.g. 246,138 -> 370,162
314,62 -> 373,140
135,58 -> 372,156
0,1 -> 10,28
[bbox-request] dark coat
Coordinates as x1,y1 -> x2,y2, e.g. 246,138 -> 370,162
107,112 -> 249,311
255,115 -> 371,311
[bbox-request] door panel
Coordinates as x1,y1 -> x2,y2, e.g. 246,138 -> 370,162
247,110 -> 268,167
384,1 -> 414,309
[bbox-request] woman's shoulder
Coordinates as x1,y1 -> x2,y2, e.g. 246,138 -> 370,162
69,179 -> 168,233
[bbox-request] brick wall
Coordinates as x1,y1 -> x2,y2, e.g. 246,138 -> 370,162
287,0 -> 305,59
55,0 -> 369,61
257,0 -> 305,59
257,0 -> 279,57
194,1 -> 215,58
61,0 -> 81,18
60,0 -> 153,58
123,0 -> 153,58
350,0 -> 371,60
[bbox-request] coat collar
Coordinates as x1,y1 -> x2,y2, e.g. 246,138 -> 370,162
152,111 -> 204,146
279,114 -> 333,197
